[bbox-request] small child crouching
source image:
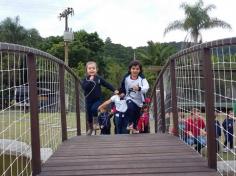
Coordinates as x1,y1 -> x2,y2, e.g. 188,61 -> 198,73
98,90 -> 129,134
137,104 -> 149,133
98,107 -> 113,135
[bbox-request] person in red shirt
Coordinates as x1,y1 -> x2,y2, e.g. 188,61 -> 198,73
185,108 -> 206,148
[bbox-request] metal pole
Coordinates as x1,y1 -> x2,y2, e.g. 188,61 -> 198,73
75,79 -> 81,135
59,64 -> 67,141
160,75 -> 166,133
202,48 -> 217,169
170,59 -> 179,136
27,53 -> 41,175
64,42 -> 69,66
153,86 -> 158,133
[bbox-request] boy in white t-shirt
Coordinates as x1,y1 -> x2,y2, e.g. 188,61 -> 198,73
98,92 -> 129,134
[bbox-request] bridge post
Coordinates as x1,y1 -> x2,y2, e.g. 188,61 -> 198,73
170,59 -> 179,137
202,47 -> 216,169
59,64 -> 68,141
27,53 -> 41,175
153,85 -> 158,133
160,75 -> 166,133
75,79 -> 81,135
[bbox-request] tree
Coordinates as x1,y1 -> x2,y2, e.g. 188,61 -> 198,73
0,16 -> 42,47
138,41 -> 176,66
164,0 -> 231,44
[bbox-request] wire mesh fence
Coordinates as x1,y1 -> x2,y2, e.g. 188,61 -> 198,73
0,43 -> 83,176
150,38 -> 236,176
0,50 -> 32,176
212,40 -> 236,175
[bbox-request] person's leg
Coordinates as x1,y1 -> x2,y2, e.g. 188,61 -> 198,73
91,100 -> 101,130
186,136 -> 194,145
223,133 -> 227,148
195,136 -> 206,153
126,100 -> 140,129
229,134 -> 233,149
86,101 -> 93,135
121,113 -> 129,134
113,116 -> 117,134
114,112 -> 122,134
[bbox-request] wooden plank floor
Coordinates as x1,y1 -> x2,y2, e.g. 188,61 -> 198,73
39,134 -> 219,176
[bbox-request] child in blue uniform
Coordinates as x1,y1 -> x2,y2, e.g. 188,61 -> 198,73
82,61 -> 116,135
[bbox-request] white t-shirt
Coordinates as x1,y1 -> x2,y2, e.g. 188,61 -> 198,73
110,95 -> 127,112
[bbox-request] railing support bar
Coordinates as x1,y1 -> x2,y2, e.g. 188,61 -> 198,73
202,48 -> 217,169
75,80 -> 81,135
59,64 -> 67,141
153,85 -> 158,133
170,59 -> 179,136
27,53 -> 41,176
160,75 -> 166,133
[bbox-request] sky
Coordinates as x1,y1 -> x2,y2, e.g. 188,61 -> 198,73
0,0 -> 235,48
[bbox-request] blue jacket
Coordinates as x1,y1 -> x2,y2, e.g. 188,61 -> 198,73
82,75 -> 115,101
222,118 -> 234,134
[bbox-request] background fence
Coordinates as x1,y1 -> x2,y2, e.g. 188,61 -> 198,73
0,43 -> 85,176
150,37 -> 236,176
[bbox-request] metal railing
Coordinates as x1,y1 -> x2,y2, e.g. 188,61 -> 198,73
150,37 -> 236,176
0,43 -> 85,176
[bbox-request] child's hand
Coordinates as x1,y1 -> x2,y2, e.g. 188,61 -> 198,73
89,75 -> 94,80
132,85 -> 140,91
114,90 -> 119,94
97,106 -> 101,111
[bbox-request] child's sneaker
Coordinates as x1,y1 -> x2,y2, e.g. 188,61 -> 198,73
93,123 -> 100,130
126,124 -> 133,130
86,129 -> 93,136
132,129 -> 140,134
223,148 -> 228,153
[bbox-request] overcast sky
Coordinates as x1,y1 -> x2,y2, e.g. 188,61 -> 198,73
0,0 -> 235,48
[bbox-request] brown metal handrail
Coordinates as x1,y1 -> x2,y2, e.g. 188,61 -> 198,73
150,37 -> 236,170
0,42 -> 82,176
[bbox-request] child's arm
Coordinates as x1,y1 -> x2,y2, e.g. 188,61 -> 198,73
99,77 -> 115,92
139,78 -> 149,94
98,99 -> 112,111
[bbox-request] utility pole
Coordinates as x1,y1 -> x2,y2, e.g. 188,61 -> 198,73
59,7 -> 74,66
133,51 -> 136,60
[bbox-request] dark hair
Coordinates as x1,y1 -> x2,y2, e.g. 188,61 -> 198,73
128,60 -> 143,74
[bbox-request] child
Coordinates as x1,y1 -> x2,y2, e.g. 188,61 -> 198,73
98,90 -> 128,134
222,110 -> 234,152
98,107 -> 112,135
120,60 -> 149,133
82,61 -> 116,135
137,104 -> 149,133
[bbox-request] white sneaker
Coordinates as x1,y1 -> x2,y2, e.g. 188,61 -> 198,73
86,129 -> 93,136
127,124 -> 133,130
132,129 -> 140,134
223,148 -> 228,153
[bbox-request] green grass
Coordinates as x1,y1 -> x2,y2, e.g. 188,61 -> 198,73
0,110 -> 86,175
0,154 -> 31,176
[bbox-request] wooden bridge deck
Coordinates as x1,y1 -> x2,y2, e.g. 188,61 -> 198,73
39,134 -> 219,176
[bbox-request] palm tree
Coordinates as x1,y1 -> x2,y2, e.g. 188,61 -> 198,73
164,0 -> 231,44
138,41 -> 176,66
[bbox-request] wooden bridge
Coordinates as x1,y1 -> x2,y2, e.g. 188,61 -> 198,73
39,134 -> 218,176
1,38 -> 236,176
